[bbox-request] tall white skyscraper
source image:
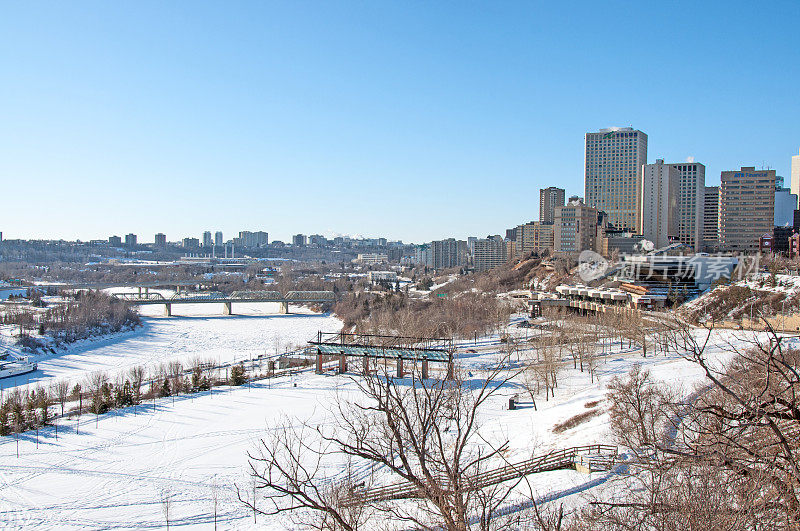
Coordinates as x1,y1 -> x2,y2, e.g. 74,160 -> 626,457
791,149 -> 800,209
670,161 -> 705,251
639,160 -> 679,249
584,127 -> 648,231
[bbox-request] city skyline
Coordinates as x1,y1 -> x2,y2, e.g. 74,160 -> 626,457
2,2 -> 798,242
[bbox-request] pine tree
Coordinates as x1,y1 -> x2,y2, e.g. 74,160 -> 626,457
160,378 -> 171,398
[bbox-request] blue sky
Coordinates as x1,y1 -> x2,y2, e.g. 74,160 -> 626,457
2,1 -> 798,243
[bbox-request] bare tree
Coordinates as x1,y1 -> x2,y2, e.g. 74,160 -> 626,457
53,379 -> 70,416
128,365 -> 145,404
243,355 -> 522,530
160,487 -> 172,530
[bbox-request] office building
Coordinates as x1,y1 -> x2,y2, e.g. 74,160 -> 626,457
108,235 -> 122,247
639,160 -> 679,249
719,167 -> 776,252
703,186 -> 719,252
584,127 -> 648,231
473,237 -> 507,272
430,238 -> 468,269
292,234 -> 307,247
124,233 -> 137,247
791,149 -> 800,207
670,161 -> 705,251
539,187 -> 565,225
154,233 -> 167,246
554,198 -> 598,254
214,231 -> 223,246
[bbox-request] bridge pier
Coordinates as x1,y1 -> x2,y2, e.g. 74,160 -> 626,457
315,349 -> 323,374
164,303 -> 172,317
396,357 -> 403,378
363,354 -> 369,375
422,359 -> 429,380
223,302 -> 233,315
339,352 -> 347,374
279,301 -> 289,314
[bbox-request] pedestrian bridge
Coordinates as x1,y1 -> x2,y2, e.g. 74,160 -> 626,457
113,290 -> 335,316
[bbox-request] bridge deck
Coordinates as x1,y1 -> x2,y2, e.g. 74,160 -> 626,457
342,444 -> 617,505
115,290 -> 335,305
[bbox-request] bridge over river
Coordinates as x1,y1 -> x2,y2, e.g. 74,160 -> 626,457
113,290 -> 336,316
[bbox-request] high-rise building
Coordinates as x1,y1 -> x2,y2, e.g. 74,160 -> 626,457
154,233 -> 167,246
774,179 -> 798,227
124,233 -> 137,247
473,238 -> 507,272
109,235 -> 122,247
539,187 -> 565,225
639,160 -> 679,249
554,198 -> 598,254
214,231 -> 223,246
430,238 -> 468,269
670,162 -> 705,251
791,149 -> 800,208
309,234 -> 327,246
584,127 -> 648,231
202,231 -> 213,247
719,167 -> 776,252
238,231 -> 268,248
182,237 -> 200,248
512,221 -> 554,258
703,186 -> 719,252
292,234 -> 307,246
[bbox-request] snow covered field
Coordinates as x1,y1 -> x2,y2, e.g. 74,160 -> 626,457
0,307 -> 787,528
0,300 -> 342,391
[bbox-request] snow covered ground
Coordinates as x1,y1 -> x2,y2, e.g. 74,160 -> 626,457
0,309 -> 787,529
0,300 -> 342,392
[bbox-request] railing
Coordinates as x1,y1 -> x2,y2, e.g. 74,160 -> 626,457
342,444 -> 617,505
114,290 -> 335,304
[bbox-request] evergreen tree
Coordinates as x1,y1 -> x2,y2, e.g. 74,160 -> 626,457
230,363 -> 246,386
160,378 -> 171,398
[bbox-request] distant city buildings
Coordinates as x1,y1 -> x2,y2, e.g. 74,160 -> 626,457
124,233 -> 137,247
473,237 -> 506,272
639,160 -> 679,249
355,253 -> 388,265
585,127 -> 648,231
182,237 -> 200,248
703,186 -> 719,252
554,198 -> 597,254
154,233 -> 167,246
108,235 -> 122,247
510,221 -> 553,259
791,148 -> 800,208
774,178 -> 798,227
292,234 -> 307,247
235,231 -> 268,248
214,231 -> 223,246
671,161 -> 705,251
719,167 -> 776,252
539,187 -> 565,225
202,231 -> 213,247
430,238 -> 468,269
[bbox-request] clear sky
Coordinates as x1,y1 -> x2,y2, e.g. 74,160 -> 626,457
2,1 -> 798,244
